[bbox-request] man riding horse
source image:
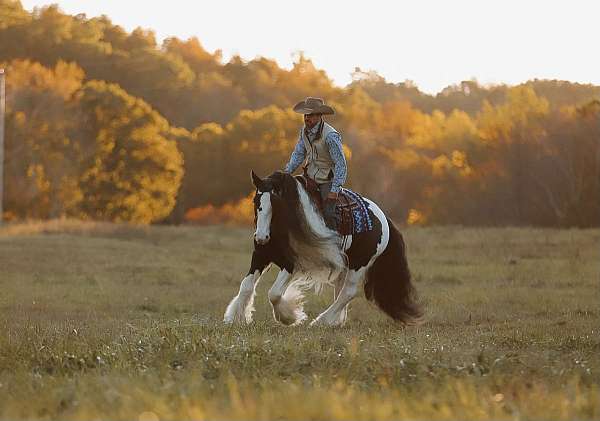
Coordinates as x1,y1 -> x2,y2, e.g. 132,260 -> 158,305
223,97 -> 422,326
284,97 -> 347,230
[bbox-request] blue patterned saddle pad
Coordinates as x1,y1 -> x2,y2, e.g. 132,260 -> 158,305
336,188 -> 374,236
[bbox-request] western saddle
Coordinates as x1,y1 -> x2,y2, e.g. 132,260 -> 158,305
296,175 -> 362,236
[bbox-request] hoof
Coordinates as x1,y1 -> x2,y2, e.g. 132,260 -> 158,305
310,312 -> 344,327
274,312 -> 297,326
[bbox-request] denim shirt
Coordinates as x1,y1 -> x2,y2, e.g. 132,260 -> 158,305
284,121 -> 347,193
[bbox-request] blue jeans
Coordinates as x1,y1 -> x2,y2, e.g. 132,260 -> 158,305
318,182 -> 332,202
318,182 -> 337,230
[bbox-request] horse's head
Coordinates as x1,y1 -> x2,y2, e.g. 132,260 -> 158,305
251,170 -> 296,245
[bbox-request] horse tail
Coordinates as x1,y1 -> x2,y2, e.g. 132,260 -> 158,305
363,218 -> 423,324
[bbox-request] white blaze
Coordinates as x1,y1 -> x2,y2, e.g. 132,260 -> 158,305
254,192 -> 272,243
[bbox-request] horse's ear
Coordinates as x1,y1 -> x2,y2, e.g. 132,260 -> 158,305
251,170 -> 263,189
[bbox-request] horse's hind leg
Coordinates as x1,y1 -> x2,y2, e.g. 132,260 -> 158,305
333,272 -> 349,324
311,268 -> 366,326
224,251 -> 269,324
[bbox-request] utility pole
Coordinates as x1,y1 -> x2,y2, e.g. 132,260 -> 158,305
0,68 -> 4,226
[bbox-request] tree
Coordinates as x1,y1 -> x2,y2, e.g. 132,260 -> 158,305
349,68 -> 434,113
0,0 -> 30,29
3,59 -> 84,219
181,106 -> 303,208
74,81 -> 184,223
532,102 -> 600,226
436,80 -> 507,116
476,86 -> 550,224
163,36 -> 221,74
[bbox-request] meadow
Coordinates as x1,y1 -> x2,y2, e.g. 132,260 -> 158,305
0,220 -> 598,420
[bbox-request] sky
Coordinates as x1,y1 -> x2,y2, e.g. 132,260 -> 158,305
20,0 -> 600,95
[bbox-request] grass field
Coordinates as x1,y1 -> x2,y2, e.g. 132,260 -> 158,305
0,220 -> 598,420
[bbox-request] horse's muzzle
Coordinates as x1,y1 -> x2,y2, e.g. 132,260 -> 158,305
254,233 -> 270,245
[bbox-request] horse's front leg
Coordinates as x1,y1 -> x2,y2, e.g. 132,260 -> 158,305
311,268 -> 366,326
224,250 -> 270,324
268,264 -> 306,325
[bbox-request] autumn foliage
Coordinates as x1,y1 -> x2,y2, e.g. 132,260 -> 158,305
1,1 -> 599,226
184,193 -> 254,226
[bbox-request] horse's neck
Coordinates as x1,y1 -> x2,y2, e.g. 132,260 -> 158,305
290,180 -> 346,273
294,181 -> 331,239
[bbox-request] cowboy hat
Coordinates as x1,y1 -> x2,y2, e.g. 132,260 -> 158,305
293,97 -> 335,115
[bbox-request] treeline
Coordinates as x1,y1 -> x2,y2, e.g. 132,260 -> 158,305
1,0 -> 599,227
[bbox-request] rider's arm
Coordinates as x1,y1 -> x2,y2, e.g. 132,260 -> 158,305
284,132 -> 306,173
325,132 -> 347,195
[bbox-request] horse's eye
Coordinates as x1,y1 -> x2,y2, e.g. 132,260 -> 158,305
258,207 -> 263,212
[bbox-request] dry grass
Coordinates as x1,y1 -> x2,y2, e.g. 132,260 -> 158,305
0,220 -> 598,420
0,217 -> 151,237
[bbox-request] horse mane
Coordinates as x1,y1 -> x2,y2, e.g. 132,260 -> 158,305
267,171 -> 345,274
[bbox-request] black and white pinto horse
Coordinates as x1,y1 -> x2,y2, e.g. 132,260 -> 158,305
224,170 -> 422,326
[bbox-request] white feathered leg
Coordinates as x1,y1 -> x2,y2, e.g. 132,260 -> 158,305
224,269 -> 264,324
311,268 -> 365,326
268,269 -> 306,325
